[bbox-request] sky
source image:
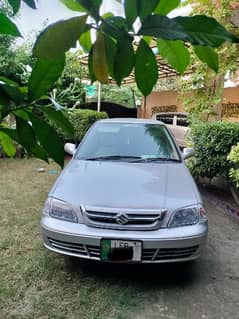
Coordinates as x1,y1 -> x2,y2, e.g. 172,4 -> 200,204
14,0 -> 123,41
14,0 -> 191,42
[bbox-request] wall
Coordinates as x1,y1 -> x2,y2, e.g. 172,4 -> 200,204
138,87 -> 239,121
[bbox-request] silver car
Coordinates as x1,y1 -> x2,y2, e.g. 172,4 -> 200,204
41,119 -> 208,263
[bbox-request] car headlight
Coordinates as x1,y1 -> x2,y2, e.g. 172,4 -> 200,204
43,197 -> 78,223
168,205 -> 203,228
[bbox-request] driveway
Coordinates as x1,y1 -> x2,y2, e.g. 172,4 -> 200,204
76,198 -> 239,319
127,199 -> 239,319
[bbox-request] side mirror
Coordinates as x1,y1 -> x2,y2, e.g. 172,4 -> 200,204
182,147 -> 194,160
64,143 -> 76,156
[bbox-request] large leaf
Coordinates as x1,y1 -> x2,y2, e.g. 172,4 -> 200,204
194,45 -> 219,73
33,16 -> 88,59
23,0 -> 37,9
0,128 -> 19,143
154,0 -> 180,15
8,0 -> 21,15
157,39 -> 190,74
41,107 -> 74,136
114,39 -> 135,86
0,76 -> 24,104
138,14 -> 239,47
28,57 -> 65,101
75,0 -> 102,20
79,29 -> 92,53
0,131 -> 16,157
135,39 -> 158,96
0,88 -> 10,106
124,0 -> 137,28
16,116 -> 36,151
29,113 -> 65,168
138,0 -> 160,22
104,34 -> 117,78
88,46 -> 96,83
102,16 -> 129,40
92,31 -> 108,83
0,13 -> 21,36
60,0 -> 84,11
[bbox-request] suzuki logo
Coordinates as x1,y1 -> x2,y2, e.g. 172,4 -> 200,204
116,214 -> 129,225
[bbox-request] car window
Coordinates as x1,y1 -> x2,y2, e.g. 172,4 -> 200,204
75,122 -> 180,161
156,114 -> 174,125
176,116 -> 188,127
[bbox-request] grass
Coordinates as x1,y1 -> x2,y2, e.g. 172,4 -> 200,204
0,159 -> 140,319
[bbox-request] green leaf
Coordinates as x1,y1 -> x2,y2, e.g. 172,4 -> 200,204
102,16 -> 129,40
104,35 -> 117,78
75,0 -> 102,21
0,13 -> 21,37
154,0 -> 180,15
33,16 -> 88,59
22,0 -> 37,9
124,0 -> 137,28
138,14 -> 239,47
0,89 -> 10,106
93,31 -> 108,84
16,116 -> 36,150
31,144 -> 49,162
0,131 -> 16,157
0,76 -> 24,104
8,0 -> 21,15
138,0 -> 160,22
60,0 -> 84,11
79,29 -> 92,53
41,107 -> 74,136
135,39 -> 158,96
157,39 -> 190,74
29,113 -> 65,168
0,128 -> 19,143
114,39 -> 135,86
14,109 -> 30,122
88,46 -> 96,83
194,45 -> 219,73
28,56 -> 65,101
102,12 -> 114,20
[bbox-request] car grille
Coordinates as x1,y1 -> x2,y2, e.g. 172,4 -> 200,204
48,238 -> 100,259
142,246 -> 199,261
83,206 -> 166,230
48,238 -> 198,261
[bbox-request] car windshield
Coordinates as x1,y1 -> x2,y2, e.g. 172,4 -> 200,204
75,122 -> 181,162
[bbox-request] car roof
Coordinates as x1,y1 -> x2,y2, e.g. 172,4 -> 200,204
156,112 -> 188,116
97,118 -> 165,125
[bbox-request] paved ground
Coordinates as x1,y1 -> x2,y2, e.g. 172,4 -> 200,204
75,198 -> 239,319
127,199 -> 239,319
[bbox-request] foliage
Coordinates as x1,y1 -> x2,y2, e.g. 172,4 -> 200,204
190,121 -> 239,179
179,0 -> 239,123
228,143 -> 239,188
60,108 -> 108,143
101,84 -> 142,108
0,0 -> 238,167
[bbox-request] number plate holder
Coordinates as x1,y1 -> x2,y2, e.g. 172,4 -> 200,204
101,239 -> 142,262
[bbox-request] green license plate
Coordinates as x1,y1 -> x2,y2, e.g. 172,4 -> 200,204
101,239 -> 142,262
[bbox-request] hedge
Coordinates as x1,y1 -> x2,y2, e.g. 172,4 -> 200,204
62,108 -> 108,143
190,121 -> 239,179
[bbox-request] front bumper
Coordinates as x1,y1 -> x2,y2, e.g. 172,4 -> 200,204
41,215 -> 208,263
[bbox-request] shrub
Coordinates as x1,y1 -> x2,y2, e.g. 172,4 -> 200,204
228,143 -> 239,188
190,121 -> 239,179
62,108 -> 108,143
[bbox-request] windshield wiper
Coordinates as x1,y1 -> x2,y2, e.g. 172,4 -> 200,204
84,155 -> 142,161
131,157 -> 181,163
